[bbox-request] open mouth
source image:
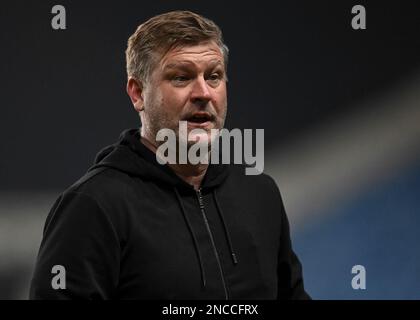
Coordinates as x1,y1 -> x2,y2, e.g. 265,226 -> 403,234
185,112 -> 213,124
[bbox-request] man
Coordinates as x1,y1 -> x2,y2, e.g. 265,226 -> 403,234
30,10 -> 310,300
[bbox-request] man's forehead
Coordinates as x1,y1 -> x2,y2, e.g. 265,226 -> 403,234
160,42 -> 224,69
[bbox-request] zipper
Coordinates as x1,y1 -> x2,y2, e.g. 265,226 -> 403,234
196,188 -> 229,300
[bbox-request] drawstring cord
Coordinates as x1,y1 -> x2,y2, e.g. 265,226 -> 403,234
173,187 -> 239,289
213,189 -> 239,265
174,187 -> 207,288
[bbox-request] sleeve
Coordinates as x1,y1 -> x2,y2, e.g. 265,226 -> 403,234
29,191 -> 120,300
277,201 -> 311,300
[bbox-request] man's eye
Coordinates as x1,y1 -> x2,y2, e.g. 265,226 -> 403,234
172,75 -> 189,82
207,73 -> 222,84
209,73 -> 221,80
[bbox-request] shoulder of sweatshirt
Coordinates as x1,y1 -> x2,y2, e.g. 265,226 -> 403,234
49,167 -> 142,240
64,167 -> 134,203
226,164 -> 283,196
222,164 -> 286,214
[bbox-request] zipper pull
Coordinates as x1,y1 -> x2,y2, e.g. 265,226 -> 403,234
196,188 -> 205,209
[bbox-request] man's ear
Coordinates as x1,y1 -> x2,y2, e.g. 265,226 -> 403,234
126,77 -> 145,112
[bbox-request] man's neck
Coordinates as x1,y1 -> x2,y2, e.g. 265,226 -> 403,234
140,135 -> 208,191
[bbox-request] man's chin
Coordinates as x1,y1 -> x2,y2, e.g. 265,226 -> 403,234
187,132 -> 211,145
160,120 -> 222,149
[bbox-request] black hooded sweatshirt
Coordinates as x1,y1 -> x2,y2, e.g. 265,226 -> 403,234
30,128 -> 310,300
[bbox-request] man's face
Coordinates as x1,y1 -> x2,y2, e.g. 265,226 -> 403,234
140,41 -> 228,148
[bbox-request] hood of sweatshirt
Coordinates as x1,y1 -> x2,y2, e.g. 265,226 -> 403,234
89,128 -> 231,191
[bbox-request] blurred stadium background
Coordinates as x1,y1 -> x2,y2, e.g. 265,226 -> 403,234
1,1 -> 419,299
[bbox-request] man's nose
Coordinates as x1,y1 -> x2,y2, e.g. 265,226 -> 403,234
190,76 -> 212,105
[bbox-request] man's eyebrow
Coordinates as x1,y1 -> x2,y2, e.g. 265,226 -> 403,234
208,60 -> 224,69
163,61 -> 194,70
